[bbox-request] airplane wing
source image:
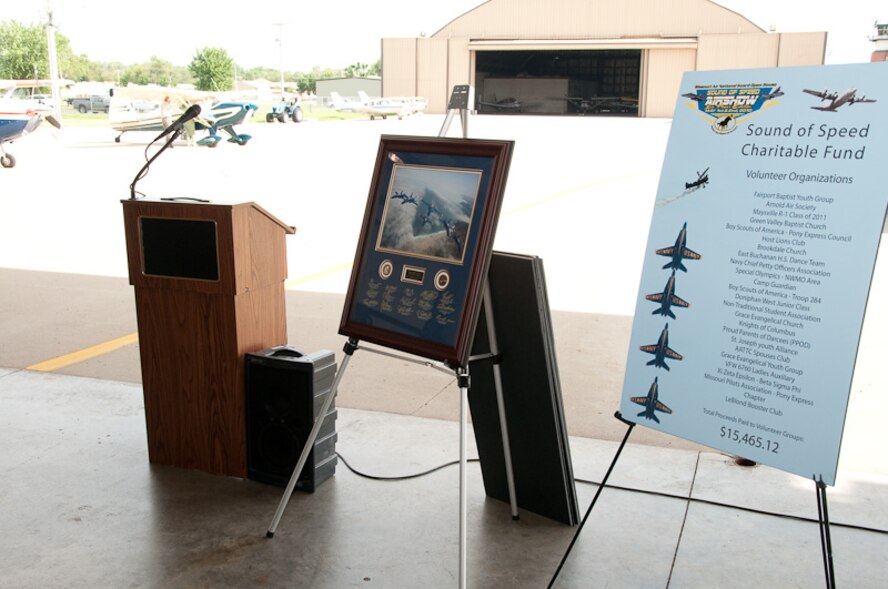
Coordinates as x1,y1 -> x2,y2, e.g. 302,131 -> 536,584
629,396 -> 647,406
113,86 -> 218,104
639,344 -> 658,354
665,347 -> 683,361
655,401 -> 673,414
655,246 -> 675,257
802,89 -> 831,99
644,292 -> 665,303
670,294 -> 690,308
682,248 -> 702,261
851,97 -> 877,104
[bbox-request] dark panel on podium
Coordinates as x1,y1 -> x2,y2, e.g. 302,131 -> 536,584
468,251 -> 579,525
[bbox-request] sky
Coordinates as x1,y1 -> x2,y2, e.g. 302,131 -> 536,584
4,1 -> 885,73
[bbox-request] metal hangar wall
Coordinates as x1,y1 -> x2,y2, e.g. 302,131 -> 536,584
381,0 -> 826,117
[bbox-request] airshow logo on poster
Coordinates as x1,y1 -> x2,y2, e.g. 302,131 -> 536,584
682,84 -> 783,134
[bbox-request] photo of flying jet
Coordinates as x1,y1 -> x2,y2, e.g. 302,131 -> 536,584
639,324 -> 683,371
630,377 -> 673,423
391,191 -> 417,205
656,223 -> 701,273
681,92 -> 706,102
645,269 -> 690,319
802,87 -> 877,112
685,168 -> 709,190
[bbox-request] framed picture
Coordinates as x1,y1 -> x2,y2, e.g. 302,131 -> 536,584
339,135 -> 514,367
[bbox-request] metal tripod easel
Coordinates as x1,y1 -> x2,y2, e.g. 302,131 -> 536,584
266,85 -> 518,589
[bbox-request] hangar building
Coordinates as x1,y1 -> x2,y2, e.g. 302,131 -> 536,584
381,0 -> 826,117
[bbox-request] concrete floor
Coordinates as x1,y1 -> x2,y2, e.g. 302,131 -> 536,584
2,114 -> 888,586
2,367 -> 887,588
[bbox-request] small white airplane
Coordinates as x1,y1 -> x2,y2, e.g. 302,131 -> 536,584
802,87 -> 877,112
0,79 -> 68,168
329,90 -> 427,120
109,85 -> 258,147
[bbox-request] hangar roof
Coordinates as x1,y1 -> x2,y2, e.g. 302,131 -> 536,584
433,0 -> 764,40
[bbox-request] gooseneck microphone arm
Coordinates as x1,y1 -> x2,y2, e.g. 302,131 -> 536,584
128,104 -> 202,200
129,128 -> 181,200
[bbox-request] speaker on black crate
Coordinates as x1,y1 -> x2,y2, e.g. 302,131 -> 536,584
245,346 -> 338,492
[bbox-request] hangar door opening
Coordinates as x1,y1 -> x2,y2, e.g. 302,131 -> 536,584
475,50 -> 640,116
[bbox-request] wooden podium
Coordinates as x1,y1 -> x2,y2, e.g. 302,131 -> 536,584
122,198 -> 296,477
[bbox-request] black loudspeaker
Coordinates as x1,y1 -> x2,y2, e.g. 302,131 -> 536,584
245,346 -> 337,492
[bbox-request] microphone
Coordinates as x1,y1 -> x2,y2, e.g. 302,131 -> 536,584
153,104 -> 201,143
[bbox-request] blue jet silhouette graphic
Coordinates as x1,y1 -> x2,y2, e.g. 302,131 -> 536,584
645,269 -> 690,319
656,222 -> 701,272
640,323 -> 683,371
630,377 -> 673,423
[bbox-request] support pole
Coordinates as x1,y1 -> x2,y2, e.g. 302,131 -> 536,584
457,367 -> 471,589
483,282 -> 519,520
815,477 -> 837,589
266,339 -> 358,538
547,412 -> 636,589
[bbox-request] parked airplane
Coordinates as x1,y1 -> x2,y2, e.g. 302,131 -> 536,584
630,378 -> 673,423
645,269 -> 690,319
477,96 -> 525,113
802,87 -> 876,112
110,86 -> 257,146
685,167 -> 709,190
0,80 -> 65,168
329,91 -> 427,120
639,324 -> 683,371
656,223 -> 701,273
561,95 -> 638,114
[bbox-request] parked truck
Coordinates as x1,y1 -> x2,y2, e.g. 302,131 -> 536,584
69,95 -> 111,114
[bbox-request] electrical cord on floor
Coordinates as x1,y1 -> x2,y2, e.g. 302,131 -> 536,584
334,451 -> 888,536
335,451 -> 480,481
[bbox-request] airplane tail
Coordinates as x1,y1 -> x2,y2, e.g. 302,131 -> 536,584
662,261 -> 687,273
652,414 -> 660,424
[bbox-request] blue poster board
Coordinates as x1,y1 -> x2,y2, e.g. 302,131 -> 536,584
620,63 -> 888,485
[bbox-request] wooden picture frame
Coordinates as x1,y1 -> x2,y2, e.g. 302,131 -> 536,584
339,135 -> 514,367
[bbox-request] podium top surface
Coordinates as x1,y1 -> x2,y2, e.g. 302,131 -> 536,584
121,198 -> 296,234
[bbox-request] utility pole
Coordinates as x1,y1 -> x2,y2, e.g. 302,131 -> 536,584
273,22 -> 288,99
45,1 -> 62,121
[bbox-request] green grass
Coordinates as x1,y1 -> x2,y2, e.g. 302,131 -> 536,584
57,102 -> 365,127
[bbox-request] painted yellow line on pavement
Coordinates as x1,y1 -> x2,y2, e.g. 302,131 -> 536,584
30,172 -> 654,372
27,332 -> 139,372
284,261 -> 353,289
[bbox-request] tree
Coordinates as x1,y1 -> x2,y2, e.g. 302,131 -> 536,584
189,47 -> 234,91
0,20 -> 47,79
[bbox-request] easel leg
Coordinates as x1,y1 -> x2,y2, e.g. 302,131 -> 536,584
458,367 -> 470,589
815,477 -> 837,589
482,282 -> 519,519
265,339 -> 358,538
547,412 -> 636,589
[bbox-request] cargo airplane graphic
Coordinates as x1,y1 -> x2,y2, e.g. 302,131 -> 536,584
802,88 -> 876,112
656,222 -> 701,272
640,324 -> 683,371
645,269 -> 689,319
630,378 -> 673,423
